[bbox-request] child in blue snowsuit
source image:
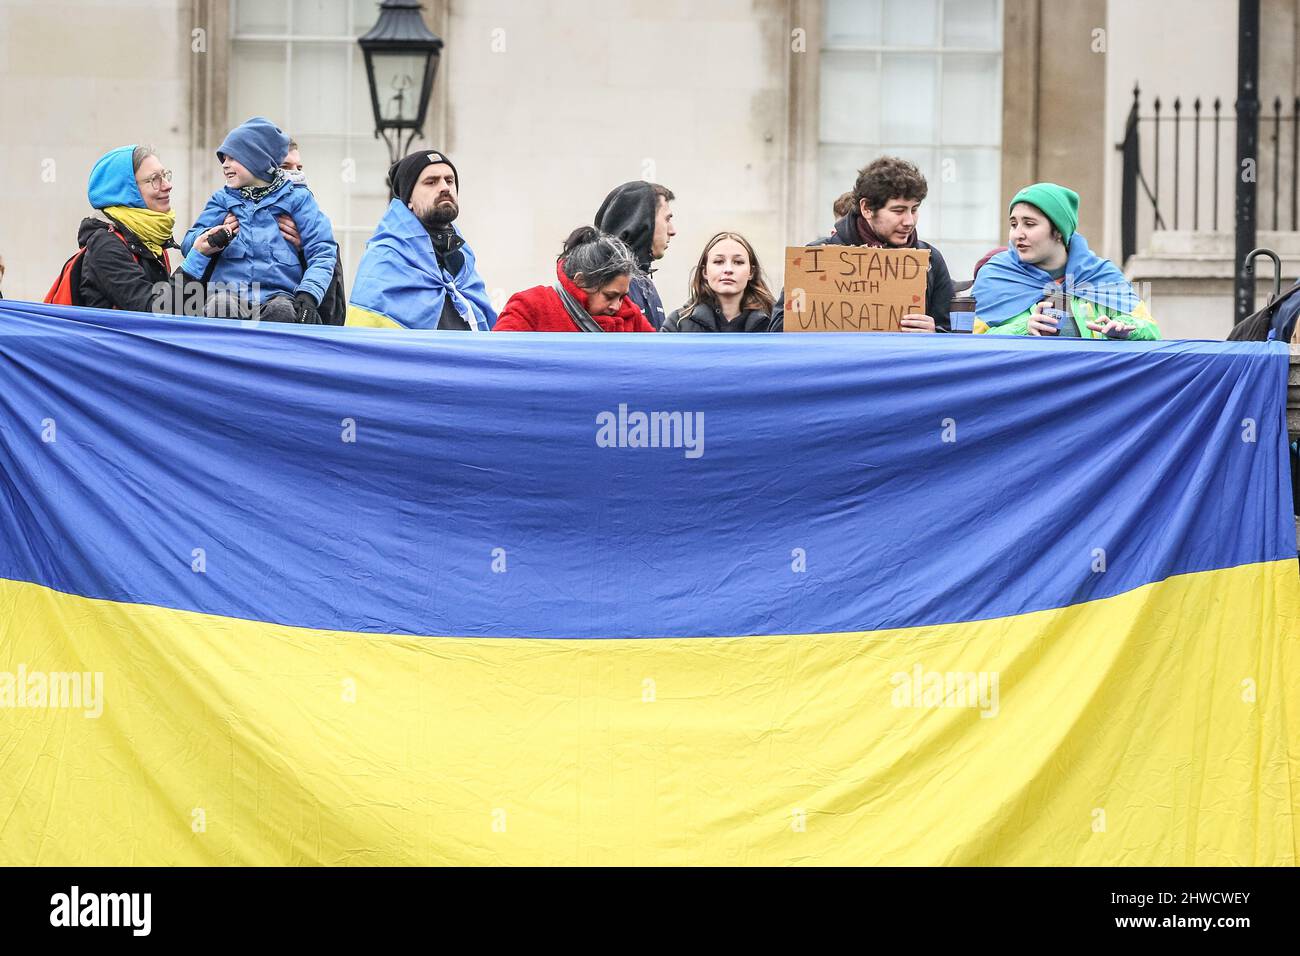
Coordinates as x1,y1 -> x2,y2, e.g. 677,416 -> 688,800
182,117 -> 337,322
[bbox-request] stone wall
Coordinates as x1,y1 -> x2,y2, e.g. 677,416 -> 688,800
442,0 -> 791,316
0,0 -> 196,301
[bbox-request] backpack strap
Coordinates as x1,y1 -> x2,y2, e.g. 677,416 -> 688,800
102,223 -> 137,261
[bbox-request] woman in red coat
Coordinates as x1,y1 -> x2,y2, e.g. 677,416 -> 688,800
494,227 -> 656,332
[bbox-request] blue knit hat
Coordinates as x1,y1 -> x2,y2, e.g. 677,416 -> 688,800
217,117 -> 291,181
87,145 -> 145,209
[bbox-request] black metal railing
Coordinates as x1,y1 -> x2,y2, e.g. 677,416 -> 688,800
1119,84 -> 1300,264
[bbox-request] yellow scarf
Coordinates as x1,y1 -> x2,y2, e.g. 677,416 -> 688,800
103,206 -> 176,258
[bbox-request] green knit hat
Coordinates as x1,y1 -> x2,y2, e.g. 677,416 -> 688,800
1009,182 -> 1080,245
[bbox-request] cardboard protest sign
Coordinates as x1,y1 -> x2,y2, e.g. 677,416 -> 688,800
783,245 -> 929,332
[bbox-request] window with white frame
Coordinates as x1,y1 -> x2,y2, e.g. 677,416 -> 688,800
819,0 -> 1003,279
229,0 -> 396,288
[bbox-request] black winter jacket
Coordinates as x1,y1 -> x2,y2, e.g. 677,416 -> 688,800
77,216 -> 203,315
662,302 -> 776,332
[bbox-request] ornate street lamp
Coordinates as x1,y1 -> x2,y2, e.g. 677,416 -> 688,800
358,0 -> 444,165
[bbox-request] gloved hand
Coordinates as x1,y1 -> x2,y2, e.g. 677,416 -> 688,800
293,291 -> 321,324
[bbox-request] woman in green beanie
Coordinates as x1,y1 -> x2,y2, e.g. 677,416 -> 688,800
971,182 -> 1159,339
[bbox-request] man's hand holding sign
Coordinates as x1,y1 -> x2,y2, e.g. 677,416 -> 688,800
783,245 -> 932,332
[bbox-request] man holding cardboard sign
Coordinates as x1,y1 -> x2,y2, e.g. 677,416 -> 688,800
773,156 -> 954,332
782,245 -> 930,332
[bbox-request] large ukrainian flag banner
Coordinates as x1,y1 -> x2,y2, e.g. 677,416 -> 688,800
0,299 -> 1297,866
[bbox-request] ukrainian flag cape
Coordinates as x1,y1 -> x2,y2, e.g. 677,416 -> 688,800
972,232 -> 1141,324
1,300 -> 1297,865
345,198 -> 496,331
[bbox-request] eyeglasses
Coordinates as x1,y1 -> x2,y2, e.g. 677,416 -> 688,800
138,170 -> 173,191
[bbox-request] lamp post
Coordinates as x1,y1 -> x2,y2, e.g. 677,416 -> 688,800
1233,0 -> 1260,326
358,0 -> 444,167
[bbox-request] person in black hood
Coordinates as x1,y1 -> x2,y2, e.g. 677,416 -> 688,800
594,181 -> 677,329
772,156 -> 954,332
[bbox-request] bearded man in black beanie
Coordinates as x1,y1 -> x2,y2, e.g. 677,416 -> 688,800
346,149 -> 496,330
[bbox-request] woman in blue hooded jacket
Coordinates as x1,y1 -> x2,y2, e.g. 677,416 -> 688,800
76,145 -> 218,314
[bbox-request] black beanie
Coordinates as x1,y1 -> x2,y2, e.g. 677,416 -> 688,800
388,149 -> 458,205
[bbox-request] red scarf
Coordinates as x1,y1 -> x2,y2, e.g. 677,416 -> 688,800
855,212 -> 919,249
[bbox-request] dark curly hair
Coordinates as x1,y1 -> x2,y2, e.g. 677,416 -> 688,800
853,156 -> 928,212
